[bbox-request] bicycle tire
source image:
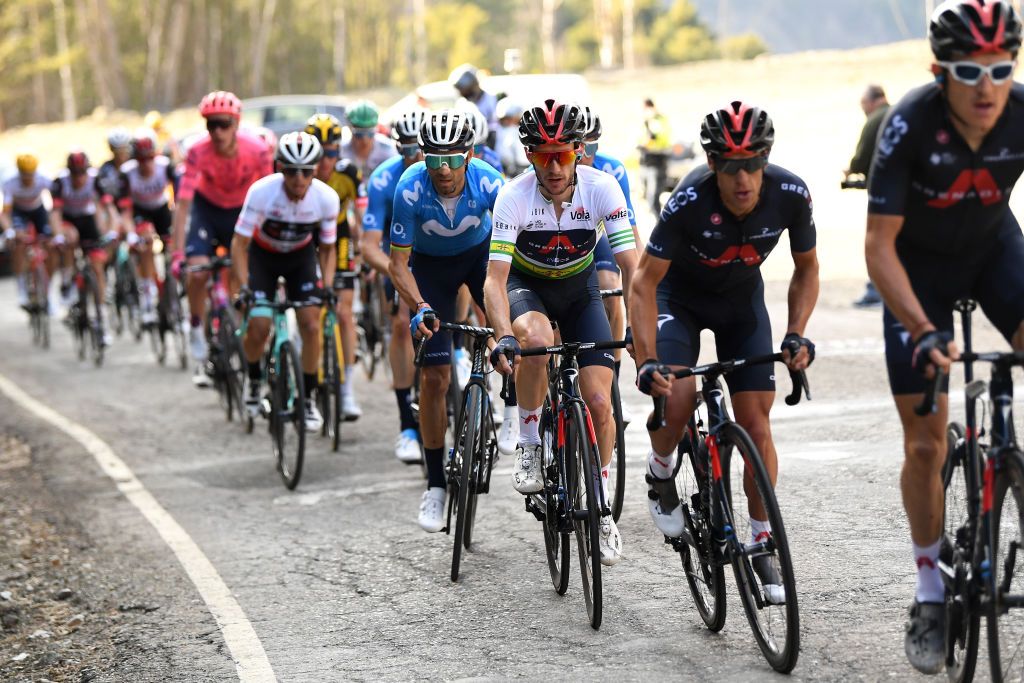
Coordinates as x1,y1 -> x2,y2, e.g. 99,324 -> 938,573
272,341 -> 306,490
464,392 -> 496,549
719,421 -> 800,673
220,313 -> 246,423
87,275 -> 104,367
122,263 -> 143,342
321,323 -> 343,451
163,275 -> 188,370
568,401 -> 603,630
541,402 -> 571,595
986,448 -> 1024,682
677,420 -> 727,632
942,422 -> 980,683
451,384 -> 481,582
608,379 -> 626,522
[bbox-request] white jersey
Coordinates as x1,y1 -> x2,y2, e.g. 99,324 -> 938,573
341,134 -> 398,182
235,174 -> 339,254
3,172 -> 52,212
51,168 -> 101,217
118,157 -> 175,210
488,165 -> 634,279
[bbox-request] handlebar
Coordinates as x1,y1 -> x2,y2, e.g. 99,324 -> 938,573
600,288 -> 623,299
185,256 -> 232,274
413,313 -> 496,367
840,176 -> 867,190
915,350 -> 1024,416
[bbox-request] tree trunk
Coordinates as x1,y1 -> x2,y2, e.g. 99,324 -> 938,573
142,0 -> 168,108
622,0 -> 635,70
93,0 -> 128,106
412,0 -> 426,86
160,0 -> 189,108
52,0 -> 77,120
541,0 -> 558,72
250,0 -> 278,96
333,1 -> 346,92
593,0 -> 613,68
28,0 -> 47,120
208,0 -> 221,95
191,0 -> 207,102
73,0 -> 114,110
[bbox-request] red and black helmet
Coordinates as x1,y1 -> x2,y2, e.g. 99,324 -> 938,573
930,0 -> 1022,60
67,150 -> 90,171
699,101 -> 774,159
199,90 -> 242,119
518,99 -> 586,149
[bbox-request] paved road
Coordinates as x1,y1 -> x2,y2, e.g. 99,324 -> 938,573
0,278 -> 1021,682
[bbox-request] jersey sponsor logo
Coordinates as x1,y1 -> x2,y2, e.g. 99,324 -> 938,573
531,208 -> 545,216
421,215 -> 481,238
401,180 -> 423,205
876,114 -> 909,160
929,152 -> 957,166
750,226 -> 784,240
657,313 -> 674,330
927,168 -> 1002,208
699,244 -> 763,268
569,208 -> 591,221
606,207 -> 628,222
371,169 -> 394,191
599,161 -> 625,180
710,213 -> 722,226
539,234 -> 579,254
664,187 -> 698,216
702,229 -> 724,239
392,222 -> 406,237
936,129 -> 950,145
780,183 -> 810,201
479,176 -> 503,195
364,213 -> 377,227
983,147 -> 1024,163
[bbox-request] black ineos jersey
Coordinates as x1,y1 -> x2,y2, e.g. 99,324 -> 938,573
646,163 -> 816,295
868,82 -> 1024,258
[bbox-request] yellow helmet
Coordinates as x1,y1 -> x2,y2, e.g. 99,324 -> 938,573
144,110 -> 164,131
16,153 -> 38,175
304,113 -> 342,145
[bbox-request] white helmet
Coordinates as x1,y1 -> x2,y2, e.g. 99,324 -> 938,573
391,108 -> 428,143
418,110 -> 474,154
276,131 -> 322,167
455,99 -> 488,146
448,63 -> 479,91
107,127 -> 132,150
495,97 -> 525,121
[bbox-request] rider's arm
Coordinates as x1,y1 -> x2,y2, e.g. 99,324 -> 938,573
598,172 -> 638,315
360,229 -> 389,273
172,146 -> 200,253
359,171 -> 391,274
483,259 -> 513,339
628,251 -> 670,363
230,233 -> 250,290
231,184 -> 262,288
866,214 -> 934,339
386,185 -> 423,310
387,247 -> 425,311
319,243 -> 336,291
787,248 -> 820,342
613,248 -> 638,320
484,186 -> 522,340
318,190 -> 340,287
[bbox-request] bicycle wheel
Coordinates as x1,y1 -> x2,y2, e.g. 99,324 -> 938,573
86,276 -> 104,367
112,264 -> 126,338
163,275 -> 188,370
567,401 -> 603,630
677,420 -> 727,632
464,391 -> 495,549
541,402 -> 571,595
719,421 -> 799,673
942,422 -> 980,683
272,341 -> 306,490
220,313 -> 246,423
987,448 -> 1024,682
321,324 -> 343,450
123,264 -> 142,342
608,379 -> 626,522
450,384 -> 481,582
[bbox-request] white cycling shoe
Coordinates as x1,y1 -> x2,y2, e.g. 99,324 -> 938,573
512,444 -> 543,494
395,429 -> 422,464
418,487 -> 446,533
599,515 -> 623,566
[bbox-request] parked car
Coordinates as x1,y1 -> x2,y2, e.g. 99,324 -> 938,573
240,95 -> 349,137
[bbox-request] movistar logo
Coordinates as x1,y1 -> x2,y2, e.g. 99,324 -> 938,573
422,215 -> 481,237
371,169 -> 393,191
402,180 -> 423,205
479,176 -> 503,195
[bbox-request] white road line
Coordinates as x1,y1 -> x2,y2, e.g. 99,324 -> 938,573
0,373 -> 275,683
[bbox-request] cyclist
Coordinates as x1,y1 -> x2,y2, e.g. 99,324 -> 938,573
116,130 -> 178,325
495,98 -> 529,176
630,100 -> 818,602
51,150 -> 113,345
306,113 -> 367,421
232,132 -> 339,431
863,0 -> 1024,673
449,64 -> 498,138
638,98 -> 672,213
340,100 -> 397,182
485,99 -> 638,566
359,108 -> 427,464
457,100 -> 504,174
2,153 -> 53,308
143,110 -> 182,164
389,109 -> 505,532
171,90 -> 273,387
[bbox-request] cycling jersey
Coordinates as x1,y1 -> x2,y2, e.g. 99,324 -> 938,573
389,158 -> 505,257
51,169 -> 104,217
178,131 -> 273,209
592,152 -> 637,227
324,158 -> 366,232
235,174 -> 339,254
115,157 -> 176,211
476,146 -> 505,175
868,82 -> 1024,259
341,135 -> 398,182
647,163 -> 816,296
97,159 -> 125,200
489,165 -> 634,279
362,155 -> 406,240
3,172 -> 51,212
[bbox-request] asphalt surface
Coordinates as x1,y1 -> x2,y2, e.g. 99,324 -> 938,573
0,275 -> 1022,682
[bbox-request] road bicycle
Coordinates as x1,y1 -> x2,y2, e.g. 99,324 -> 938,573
110,240 -> 142,342
67,239 -> 111,367
355,266 -> 391,381
153,247 -> 188,370
647,350 -> 809,672
319,290 -> 344,451
21,226 -> 51,349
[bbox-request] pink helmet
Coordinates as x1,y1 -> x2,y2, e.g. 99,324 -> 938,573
199,91 -> 242,119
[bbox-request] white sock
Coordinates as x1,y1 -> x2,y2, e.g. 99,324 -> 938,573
914,539 -> 944,603
16,274 -> 27,294
751,518 -> 772,544
648,448 -> 677,479
343,365 -> 355,397
140,278 -> 155,307
519,406 -> 541,446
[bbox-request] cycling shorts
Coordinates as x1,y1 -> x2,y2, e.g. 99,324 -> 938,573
248,242 -> 321,306
593,231 -> 619,274
65,213 -> 100,244
412,240 -> 488,367
185,192 -> 241,258
134,204 -> 173,238
507,266 -> 614,370
11,206 -> 51,237
885,217 -> 1024,395
656,278 -> 775,394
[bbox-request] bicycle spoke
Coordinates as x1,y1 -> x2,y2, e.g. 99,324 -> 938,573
989,450 -> 1024,681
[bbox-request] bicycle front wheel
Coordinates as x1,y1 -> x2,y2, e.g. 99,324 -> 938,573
987,448 -> 1024,682
221,313 -> 246,424
163,275 -> 188,370
321,323 -> 343,450
540,402 -> 570,595
943,422 -> 980,683
272,341 -> 306,490
608,379 -> 626,522
567,401 -> 602,630
719,421 -> 799,673
450,384 -> 482,582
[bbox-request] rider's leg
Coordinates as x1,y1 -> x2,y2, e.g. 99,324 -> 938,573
731,391 -> 777,522
296,304 -> 322,399
579,365 -> 615,467
597,269 -> 624,364
510,311 -> 555,443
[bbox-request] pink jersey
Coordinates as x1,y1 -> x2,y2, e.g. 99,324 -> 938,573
177,130 -> 273,209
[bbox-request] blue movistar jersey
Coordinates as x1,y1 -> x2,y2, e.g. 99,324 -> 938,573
362,155 -> 406,250
390,158 -> 505,257
593,152 -> 637,227
475,146 -> 505,175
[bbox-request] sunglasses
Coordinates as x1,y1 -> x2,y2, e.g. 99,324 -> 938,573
282,167 -> 315,178
424,152 -> 467,170
400,143 -> 421,158
583,142 -> 599,158
352,130 -> 375,139
528,149 -> 579,168
939,60 -> 1016,86
715,155 -> 769,175
206,117 -> 234,131
323,147 -> 340,158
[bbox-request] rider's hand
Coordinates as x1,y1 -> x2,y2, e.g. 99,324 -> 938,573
125,232 -> 140,248
170,250 -> 185,279
636,359 -> 672,397
781,332 -> 815,371
489,335 -> 521,376
912,330 -> 957,379
234,286 -> 254,310
623,326 -> 634,360
410,304 -> 437,340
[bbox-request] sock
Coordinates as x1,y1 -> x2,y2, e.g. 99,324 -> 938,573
62,267 -> 72,288
16,273 -> 27,292
504,379 -> 517,407
424,447 -> 445,489
303,373 -> 318,396
601,464 -> 610,503
190,314 -> 201,328
140,278 -> 155,307
914,539 -> 944,603
751,518 -> 772,544
648,447 -> 677,479
342,365 -> 355,397
248,361 -> 262,381
395,388 -> 416,431
519,406 -> 542,445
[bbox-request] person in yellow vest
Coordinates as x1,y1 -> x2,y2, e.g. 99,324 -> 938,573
638,97 -> 672,213
144,111 -> 182,165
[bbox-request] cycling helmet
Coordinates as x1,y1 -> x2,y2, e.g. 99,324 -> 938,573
700,101 -> 775,158
199,90 -> 242,119
276,131 -> 322,167
581,105 -> 602,141
390,108 -> 427,143
518,99 -> 586,148
346,100 -> 380,129
252,126 -> 278,152
305,113 -> 343,144
930,0 -> 1022,60
132,129 -> 158,158
15,153 -> 38,174
456,100 -> 489,146
418,110 -> 474,154
143,110 -> 164,131
67,150 -> 90,171
448,64 -> 479,93
495,97 -> 525,121
107,127 -> 132,150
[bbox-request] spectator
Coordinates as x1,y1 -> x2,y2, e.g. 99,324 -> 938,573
638,97 -> 671,213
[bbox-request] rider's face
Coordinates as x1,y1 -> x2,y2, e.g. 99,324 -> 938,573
426,149 -> 472,197
710,155 -> 764,217
350,129 -> 374,159
530,143 -> 579,197
942,50 -> 1015,133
